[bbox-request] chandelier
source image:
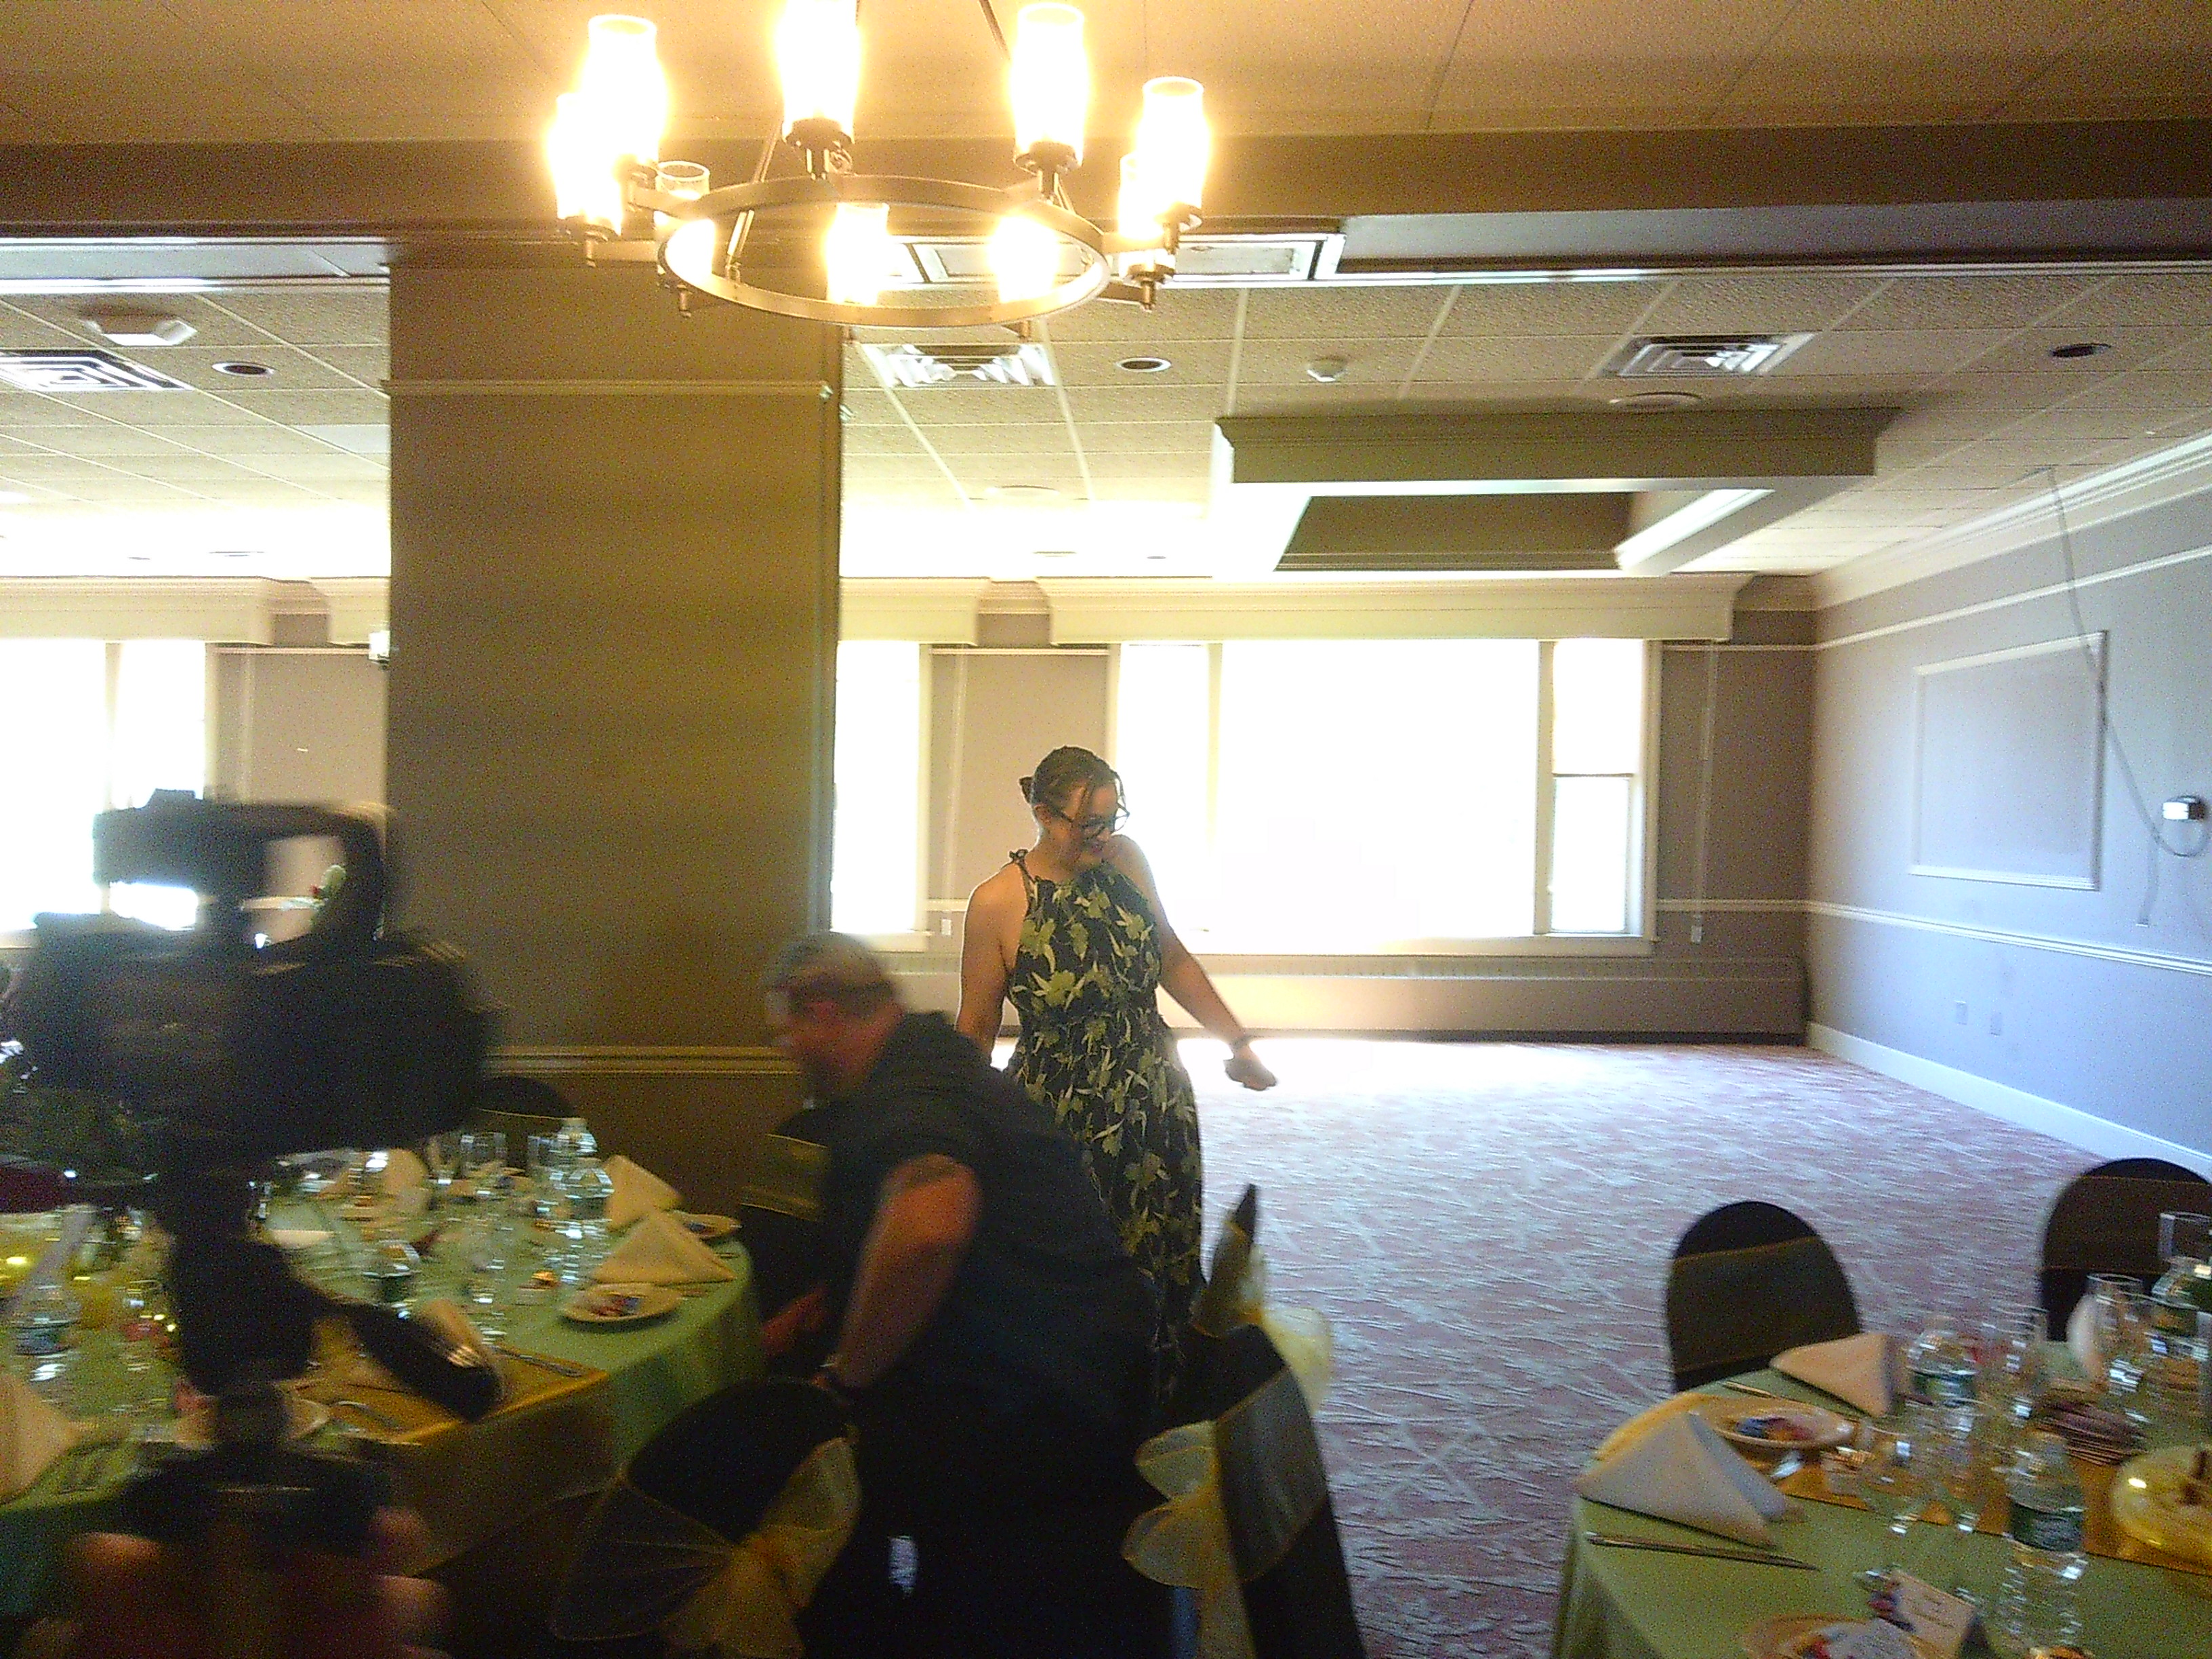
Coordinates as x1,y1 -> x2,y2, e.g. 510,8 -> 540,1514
546,5 -> 1212,330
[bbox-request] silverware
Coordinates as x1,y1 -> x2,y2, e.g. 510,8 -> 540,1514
329,1397 -> 409,1433
493,1343 -> 589,1379
1582,1531 -> 1818,1570
1723,1380 -> 1792,1399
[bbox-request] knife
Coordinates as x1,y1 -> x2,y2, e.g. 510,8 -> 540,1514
493,1343 -> 591,1378
1583,1532 -> 1819,1570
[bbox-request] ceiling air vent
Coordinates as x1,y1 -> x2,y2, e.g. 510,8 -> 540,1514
860,342 -> 1056,389
1608,334 -> 1811,378
0,350 -> 192,392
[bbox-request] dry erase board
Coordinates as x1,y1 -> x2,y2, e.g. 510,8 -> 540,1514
1911,634 -> 2104,889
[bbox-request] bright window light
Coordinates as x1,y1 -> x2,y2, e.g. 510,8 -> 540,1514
830,640 -> 924,935
1551,775 -> 1632,933
110,640 -> 207,929
0,641 -> 110,932
1210,640 -> 1538,945
1553,638 -> 1644,775
1113,643 -> 1211,931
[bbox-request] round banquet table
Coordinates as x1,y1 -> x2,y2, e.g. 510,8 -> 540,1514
1554,1369 -> 2212,1659
0,1215 -> 762,1624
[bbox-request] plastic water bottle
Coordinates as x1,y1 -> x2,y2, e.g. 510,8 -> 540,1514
554,1116 -> 598,1162
556,1158 -> 615,1279
1992,1430 -> 2087,1656
1906,1317 -> 1981,1406
9,1277 -> 82,1411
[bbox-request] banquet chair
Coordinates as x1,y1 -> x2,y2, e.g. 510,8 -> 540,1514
1139,1186 -> 1366,1659
2038,1158 -> 2211,1330
464,1073 -> 571,1145
1664,1201 -> 1861,1393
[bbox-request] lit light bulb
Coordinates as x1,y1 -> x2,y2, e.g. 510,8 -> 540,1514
777,0 -> 862,144
1009,3 -> 1088,166
548,91 -> 626,230
991,213 -> 1061,304
824,202 -> 899,307
579,14 -> 668,165
1128,75 -> 1208,220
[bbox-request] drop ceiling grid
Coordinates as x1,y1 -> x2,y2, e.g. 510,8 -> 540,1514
0,290 -> 388,514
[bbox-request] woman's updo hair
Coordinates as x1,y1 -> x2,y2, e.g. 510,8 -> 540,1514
1020,745 -> 1123,814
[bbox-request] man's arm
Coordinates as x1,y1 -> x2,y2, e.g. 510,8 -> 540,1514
822,1153 -> 981,1391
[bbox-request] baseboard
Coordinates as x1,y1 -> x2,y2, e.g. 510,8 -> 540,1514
1806,1022 -> 2210,1170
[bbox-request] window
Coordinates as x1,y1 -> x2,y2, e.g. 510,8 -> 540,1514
830,640 -> 924,935
0,640 -> 207,935
1113,637 -> 1647,947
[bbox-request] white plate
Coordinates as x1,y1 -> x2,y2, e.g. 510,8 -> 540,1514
1697,1397 -> 1855,1454
170,1393 -> 332,1452
675,1212 -> 738,1244
561,1283 -> 682,1325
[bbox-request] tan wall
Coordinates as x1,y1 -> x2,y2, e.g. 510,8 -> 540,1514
384,264 -> 838,1212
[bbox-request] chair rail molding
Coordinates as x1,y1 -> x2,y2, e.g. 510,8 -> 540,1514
1806,899 -> 2212,980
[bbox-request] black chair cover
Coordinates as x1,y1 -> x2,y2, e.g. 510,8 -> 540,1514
1664,1200 -> 1860,1392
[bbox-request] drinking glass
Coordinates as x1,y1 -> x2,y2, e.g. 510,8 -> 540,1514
2085,1274 -> 2144,1396
461,1131 -> 508,1189
1856,1423 -> 1926,1589
2162,1212 -> 2211,1266
424,1133 -> 462,1208
1923,1404 -> 2003,1601
1977,1306 -> 2047,1423
2093,1285 -> 2156,1406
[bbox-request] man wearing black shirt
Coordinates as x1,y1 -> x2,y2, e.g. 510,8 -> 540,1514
761,933 -> 1166,1659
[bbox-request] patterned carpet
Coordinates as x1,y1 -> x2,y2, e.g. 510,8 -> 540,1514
1183,1038 -> 2098,1659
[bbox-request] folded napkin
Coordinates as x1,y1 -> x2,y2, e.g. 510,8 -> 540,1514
1576,1412 -> 1791,1547
1,1372 -> 78,1502
1592,1391 -> 1708,1462
605,1154 -> 682,1230
1772,1332 -> 1894,1417
592,1208 -> 737,1286
380,1147 -> 428,1196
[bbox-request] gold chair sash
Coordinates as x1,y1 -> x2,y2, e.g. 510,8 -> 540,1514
739,1135 -> 830,1224
552,1435 -> 860,1658
1192,1223 -> 1335,1409
1124,1366 -> 1331,1659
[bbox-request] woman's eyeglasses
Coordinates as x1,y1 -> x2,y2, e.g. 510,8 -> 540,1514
1043,804 -> 1127,836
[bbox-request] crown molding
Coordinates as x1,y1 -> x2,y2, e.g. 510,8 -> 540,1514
0,576 -> 282,641
1814,428 -> 2212,609
840,577 -> 990,643
314,577 -> 389,644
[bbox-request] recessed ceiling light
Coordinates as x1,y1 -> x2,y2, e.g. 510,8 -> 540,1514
1304,355 -> 1349,384
1608,390 -> 1704,409
1117,355 -> 1172,373
211,550 -> 255,559
986,483 -> 1061,500
2049,341 -> 2112,360
1033,547 -> 1078,558
213,361 -> 274,377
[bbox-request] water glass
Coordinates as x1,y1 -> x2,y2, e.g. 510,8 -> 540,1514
1977,1306 -> 2047,1421
1923,1404 -> 2003,1601
461,1131 -> 508,1189
1856,1424 -> 1926,1589
2087,1275 -> 2150,1400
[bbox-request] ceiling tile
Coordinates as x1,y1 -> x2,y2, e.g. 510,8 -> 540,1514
1776,329 -> 2015,377
2044,274 -> 2212,329
0,70 -> 325,141
1233,384 -> 1410,413
1143,0 -> 1465,135
919,424 -> 1078,458
1991,0 -> 2212,119
2062,371 -> 2212,411
1050,341 -> 1235,387
232,453 -> 388,484
838,388 -> 905,427
1958,325 -> 2201,377
1083,456 -> 1212,483
1438,280 -> 1669,337
113,344 -> 365,393
1063,385 -> 1230,423
1235,338 -> 1427,388
117,456 -> 266,487
1076,421 -> 1216,456
7,294 -> 291,352
892,386 -> 1065,426
313,346 -> 391,388
1088,478 -> 1209,504
37,391 -> 264,427
1411,335 -> 1618,383
1040,291 -> 1241,344
209,291 -> 388,348
1241,288 -> 1451,341
1713,0 -> 2129,124
207,389 -> 390,426
1836,274 -> 2107,332
1634,275 -> 1887,334
7,426 -> 190,459
155,424 -> 348,457
844,427 -> 930,458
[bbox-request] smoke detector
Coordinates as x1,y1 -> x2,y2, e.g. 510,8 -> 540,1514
861,342 -> 1056,389
1305,355 -> 1350,384
80,310 -> 197,347
1607,334 -> 1811,377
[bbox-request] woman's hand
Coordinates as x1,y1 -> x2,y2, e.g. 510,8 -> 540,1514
1224,1041 -> 1276,1091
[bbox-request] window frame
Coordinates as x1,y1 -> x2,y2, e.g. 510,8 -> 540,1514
1113,636 -> 1659,958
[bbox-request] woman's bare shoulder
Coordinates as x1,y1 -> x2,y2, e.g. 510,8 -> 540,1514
966,861 -> 1027,917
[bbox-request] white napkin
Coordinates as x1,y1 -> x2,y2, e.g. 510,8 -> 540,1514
1773,1332 -> 1895,1417
591,1208 -> 735,1286
1576,1412 -> 1791,1547
604,1154 -> 682,1229
380,1147 -> 428,1196
266,1227 -> 332,1252
0,1372 -> 78,1502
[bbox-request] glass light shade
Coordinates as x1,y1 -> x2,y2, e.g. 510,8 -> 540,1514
653,161 -> 710,234
777,0 -> 862,140
1009,3 -> 1088,163
548,92 -> 626,230
991,213 -> 1061,304
823,202 -> 898,307
1129,76 -> 1208,216
579,14 -> 668,164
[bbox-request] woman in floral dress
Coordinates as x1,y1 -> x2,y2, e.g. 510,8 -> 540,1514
958,746 -> 1275,1357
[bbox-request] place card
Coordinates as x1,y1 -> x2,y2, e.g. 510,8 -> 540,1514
1886,1573 -> 1975,1659
1820,1620 -> 1917,1659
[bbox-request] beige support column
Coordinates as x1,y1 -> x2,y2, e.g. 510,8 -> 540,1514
384,264 -> 839,1210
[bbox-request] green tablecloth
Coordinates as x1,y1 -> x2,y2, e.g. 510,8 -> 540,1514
0,1216 -> 762,1620
1555,1372 -> 2212,1659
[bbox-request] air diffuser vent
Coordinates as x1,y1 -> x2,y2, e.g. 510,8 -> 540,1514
861,342 -> 1057,389
1608,334 -> 1810,378
0,350 -> 190,392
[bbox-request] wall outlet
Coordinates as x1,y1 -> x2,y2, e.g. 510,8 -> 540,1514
1952,1001 -> 1969,1025
2164,795 -> 2208,822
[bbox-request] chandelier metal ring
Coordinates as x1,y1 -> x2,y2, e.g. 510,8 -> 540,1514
655,172 -> 1115,330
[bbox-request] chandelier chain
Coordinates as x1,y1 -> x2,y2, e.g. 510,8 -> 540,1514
975,0 -> 1012,60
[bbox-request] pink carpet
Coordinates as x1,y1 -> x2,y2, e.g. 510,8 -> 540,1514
1183,1038 -> 2102,1658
